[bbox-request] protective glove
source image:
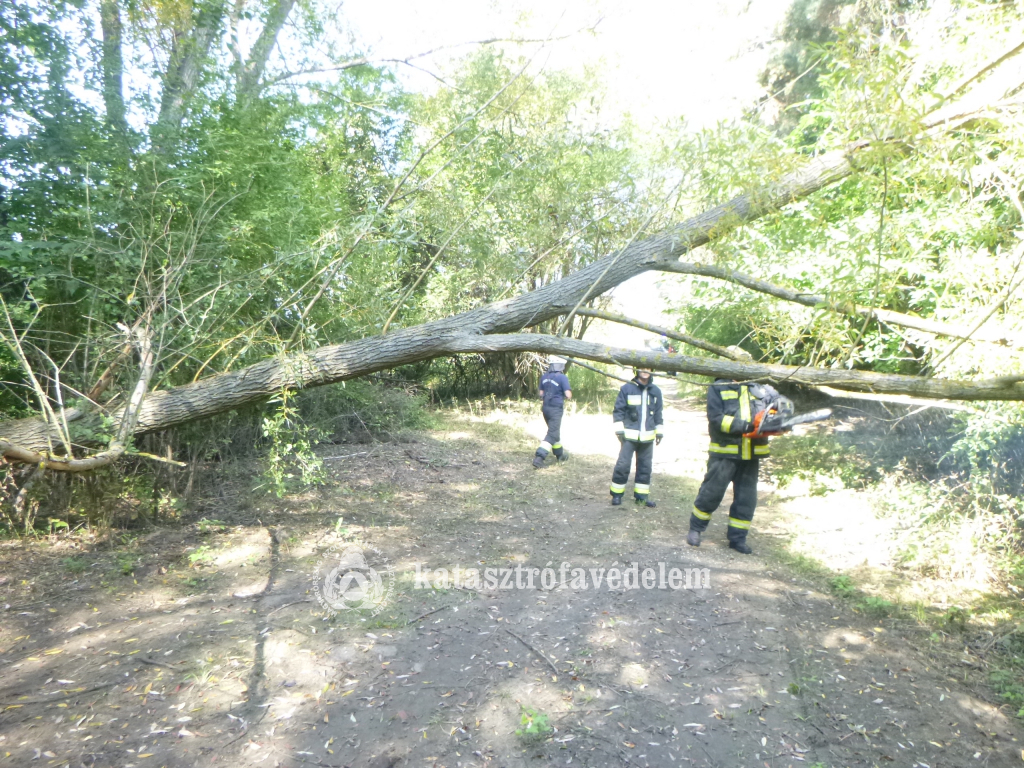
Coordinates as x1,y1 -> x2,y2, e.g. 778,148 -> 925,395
655,435 -> 663,445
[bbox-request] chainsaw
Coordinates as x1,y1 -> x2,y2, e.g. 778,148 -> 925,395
743,407 -> 833,438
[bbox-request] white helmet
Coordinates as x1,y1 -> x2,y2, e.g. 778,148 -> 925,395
548,356 -> 566,372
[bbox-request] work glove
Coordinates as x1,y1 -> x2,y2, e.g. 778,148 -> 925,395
656,435 -> 663,445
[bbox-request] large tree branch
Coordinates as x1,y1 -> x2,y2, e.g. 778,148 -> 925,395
653,260 -> 1024,347
554,308 -> 742,359
450,334 -> 1024,401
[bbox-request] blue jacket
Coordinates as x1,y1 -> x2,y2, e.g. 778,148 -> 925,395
539,370 -> 571,409
612,377 -> 664,442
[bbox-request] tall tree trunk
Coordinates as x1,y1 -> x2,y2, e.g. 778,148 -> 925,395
236,0 -> 297,103
99,0 -> 128,136
153,0 -> 228,149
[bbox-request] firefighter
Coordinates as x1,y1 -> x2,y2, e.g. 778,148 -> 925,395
533,356 -> 572,469
610,367 -> 664,507
686,350 -> 790,554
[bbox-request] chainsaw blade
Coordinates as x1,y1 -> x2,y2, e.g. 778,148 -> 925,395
777,408 -> 832,430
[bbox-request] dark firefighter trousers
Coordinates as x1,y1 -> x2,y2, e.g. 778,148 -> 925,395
535,405 -> 565,459
689,454 -> 758,544
610,440 -> 654,500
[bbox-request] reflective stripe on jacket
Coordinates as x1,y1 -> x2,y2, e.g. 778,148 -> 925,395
612,378 -> 665,442
706,380 -> 779,460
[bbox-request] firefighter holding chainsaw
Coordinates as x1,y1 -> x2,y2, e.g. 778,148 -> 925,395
686,362 -> 794,554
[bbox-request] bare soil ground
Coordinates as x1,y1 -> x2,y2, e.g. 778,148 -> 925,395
1,385 -> 1022,768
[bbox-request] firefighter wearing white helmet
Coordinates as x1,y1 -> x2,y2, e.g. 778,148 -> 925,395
609,366 -> 664,507
533,356 -> 572,469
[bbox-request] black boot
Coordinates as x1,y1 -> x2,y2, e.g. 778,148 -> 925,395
687,530 -> 701,547
634,496 -> 656,508
729,540 -> 753,555
532,455 -> 545,469
611,493 -> 623,506
557,450 -> 569,463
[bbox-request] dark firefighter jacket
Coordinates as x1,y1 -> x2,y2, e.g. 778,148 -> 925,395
706,380 -> 781,460
612,378 -> 665,442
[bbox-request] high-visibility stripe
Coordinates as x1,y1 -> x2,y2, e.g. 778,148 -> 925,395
610,483 -> 626,494
634,483 -> 650,494
539,441 -> 552,452
638,430 -> 657,442
721,390 -> 739,400
655,427 -> 665,436
692,506 -> 712,520
627,395 -> 641,405
728,517 -> 751,529
613,421 -> 625,433
623,429 -> 640,440
552,443 -> 562,450
720,414 -> 734,432
709,442 -> 739,454
754,445 -> 770,455
739,386 -> 752,460
640,387 -> 648,435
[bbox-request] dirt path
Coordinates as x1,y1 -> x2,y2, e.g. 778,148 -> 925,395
1,387 -> 1021,768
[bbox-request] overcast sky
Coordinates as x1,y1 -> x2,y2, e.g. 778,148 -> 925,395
339,0 -> 793,130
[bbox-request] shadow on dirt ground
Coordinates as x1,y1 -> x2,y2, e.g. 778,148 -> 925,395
1,385 -> 1022,768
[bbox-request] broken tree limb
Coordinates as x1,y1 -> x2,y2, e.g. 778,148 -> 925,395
446,334 -> 1024,401
564,308 -> 741,359
653,259 -> 1024,348
0,324 -> 155,471
0,146 -> 861,458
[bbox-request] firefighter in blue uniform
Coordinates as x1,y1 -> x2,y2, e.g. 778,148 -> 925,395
533,357 -> 572,469
610,367 -> 664,507
686,355 -> 790,554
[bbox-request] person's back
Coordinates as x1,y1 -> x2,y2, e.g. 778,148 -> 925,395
539,369 -> 571,409
533,358 -> 571,468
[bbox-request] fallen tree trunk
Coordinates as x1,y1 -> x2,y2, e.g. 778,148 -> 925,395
0,148 -> 859,458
